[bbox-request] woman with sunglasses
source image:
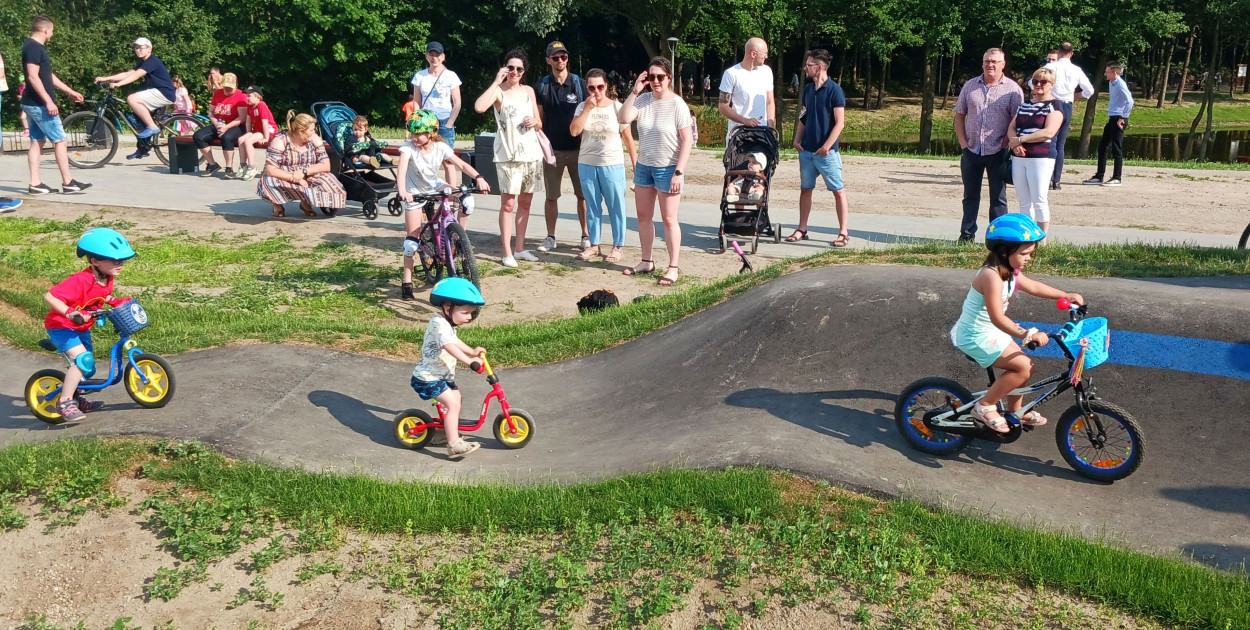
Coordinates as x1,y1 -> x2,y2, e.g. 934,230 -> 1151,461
474,48 -> 544,268
1007,67 -> 1064,242
618,57 -> 693,286
570,68 -> 637,262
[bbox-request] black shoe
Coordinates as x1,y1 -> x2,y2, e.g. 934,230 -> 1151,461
401,283 -> 414,300
1049,181 -> 1061,190
61,180 -> 92,194
957,234 -> 975,243
126,149 -> 151,160
28,183 -> 56,195
200,163 -> 222,177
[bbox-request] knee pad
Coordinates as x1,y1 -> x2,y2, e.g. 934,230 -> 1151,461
72,350 -> 97,378
459,193 -> 475,215
403,236 -> 420,258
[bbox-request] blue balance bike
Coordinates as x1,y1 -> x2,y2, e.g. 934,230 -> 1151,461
25,300 -> 175,424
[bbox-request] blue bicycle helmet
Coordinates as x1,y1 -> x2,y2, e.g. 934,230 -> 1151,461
985,214 -> 1045,246
429,277 -> 485,307
77,228 -> 136,260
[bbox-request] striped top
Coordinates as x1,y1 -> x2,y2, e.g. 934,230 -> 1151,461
632,92 -> 692,167
1014,100 -> 1057,159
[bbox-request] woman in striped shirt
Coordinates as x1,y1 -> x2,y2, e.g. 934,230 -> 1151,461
1007,68 -> 1064,241
618,57 -> 693,286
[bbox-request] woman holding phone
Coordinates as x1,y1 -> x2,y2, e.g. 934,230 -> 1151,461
570,68 -> 637,262
617,57 -> 693,286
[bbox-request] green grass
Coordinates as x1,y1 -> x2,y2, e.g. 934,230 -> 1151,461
2,438 -> 1247,629
1,215 -> 1246,364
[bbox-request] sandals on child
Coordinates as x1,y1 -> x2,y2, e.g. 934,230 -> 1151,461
447,439 -> 481,460
1020,410 -> 1049,427
971,403 -> 1010,434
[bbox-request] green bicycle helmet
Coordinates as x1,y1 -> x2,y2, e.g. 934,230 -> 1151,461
407,109 -> 440,135
985,214 -> 1045,247
77,227 -> 136,261
429,277 -> 485,307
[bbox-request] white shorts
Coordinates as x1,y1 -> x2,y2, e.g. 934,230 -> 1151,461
134,88 -> 175,111
495,160 -> 544,196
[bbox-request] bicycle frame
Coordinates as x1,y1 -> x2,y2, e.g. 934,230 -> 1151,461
416,195 -> 465,276
34,334 -> 150,405
405,355 -> 522,436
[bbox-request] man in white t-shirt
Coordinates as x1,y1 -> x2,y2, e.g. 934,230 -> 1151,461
718,38 -> 775,139
1041,41 -> 1093,190
410,41 -> 462,146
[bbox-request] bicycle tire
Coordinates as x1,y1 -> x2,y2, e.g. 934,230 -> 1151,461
416,228 -> 443,285
62,111 -> 118,168
1239,222 -> 1250,249
152,114 -> 207,166
446,222 -> 480,287
1054,400 -> 1145,482
894,377 -> 974,455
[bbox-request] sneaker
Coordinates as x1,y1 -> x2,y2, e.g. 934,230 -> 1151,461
75,397 -> 105,413
0,198 -> 21,213
1101,178 -> 1122,187
56,399 -> 85,422
136,126 -> 161,139
126,149 -> 150,160
1082,177 -> 1103,185
236,166 -> 254,180
537,235 -> 557,252
200,163 -> 221,177
514,250 -> 539,262
61,180 -> 92,194
1049,181 -> 1061,191
401,282 -> 414,300
28,183 -> 56,195
500,255 -> 518,268
446,439 -> 481,460
580,235 -> 591,250
222,168 -> 238,180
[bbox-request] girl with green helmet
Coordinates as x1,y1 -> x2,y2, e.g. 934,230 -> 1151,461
41,228 -> 137,422
411,278 -> 488,458
396,109 -> 491,300
949,214 -> 1084,434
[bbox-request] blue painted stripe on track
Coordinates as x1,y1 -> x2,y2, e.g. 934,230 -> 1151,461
1019,321 -> 1250,381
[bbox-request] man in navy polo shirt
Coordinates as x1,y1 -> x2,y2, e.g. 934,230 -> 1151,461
95,36 -> 177,155
790,49 -> 850,247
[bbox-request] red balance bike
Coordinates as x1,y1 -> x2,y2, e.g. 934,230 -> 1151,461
393,353 -> 534,450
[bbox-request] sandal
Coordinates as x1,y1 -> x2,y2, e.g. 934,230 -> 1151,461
971,402 -> 1010,434
272,204 -> 286,218
622,259 -> 654,276
658,266 -> 679,286
575,246 -> 601,261
299,200 -> 316,217
831,233 -> 850,247
785,229 -> 809,242
446,439 -> 481,460
1020,410 -> 1049,427
604,246 -> 623,262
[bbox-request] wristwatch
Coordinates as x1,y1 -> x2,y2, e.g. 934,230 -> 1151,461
301,167 -> 308,178
673,169 -> 683,176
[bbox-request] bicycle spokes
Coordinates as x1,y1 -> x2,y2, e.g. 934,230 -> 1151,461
1065,412 -> 1133,469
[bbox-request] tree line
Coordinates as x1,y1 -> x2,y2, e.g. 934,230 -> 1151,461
3,0 -> 1247,161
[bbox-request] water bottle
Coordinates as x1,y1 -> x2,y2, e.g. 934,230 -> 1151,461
123,112 -> 141,130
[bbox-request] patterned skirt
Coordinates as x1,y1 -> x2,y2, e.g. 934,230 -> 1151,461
257,172 -> 346,209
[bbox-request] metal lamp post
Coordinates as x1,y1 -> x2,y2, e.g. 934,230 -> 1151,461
667,37 -> 678,74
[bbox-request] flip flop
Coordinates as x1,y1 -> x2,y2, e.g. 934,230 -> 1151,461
831,233 -> 850,247
785,229 -> 809,242
622,259 -> 654,276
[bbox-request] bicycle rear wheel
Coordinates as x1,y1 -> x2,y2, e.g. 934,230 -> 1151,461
62,111 -> 118,168
445,222 -> 480,287
152,114 -> 206,166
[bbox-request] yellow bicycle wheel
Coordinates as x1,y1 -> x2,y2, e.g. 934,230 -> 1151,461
394,408 -> 435,449
493,409 -> 534,449
25,369 -> 67,423
124,353 -> 176,408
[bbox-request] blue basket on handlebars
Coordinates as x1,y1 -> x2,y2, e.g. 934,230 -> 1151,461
1060,317 -> 1109,369
105,300 -> 150,336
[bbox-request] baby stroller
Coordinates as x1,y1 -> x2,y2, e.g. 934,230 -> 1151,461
718,126 -> 781,254
311,101 -> 399,220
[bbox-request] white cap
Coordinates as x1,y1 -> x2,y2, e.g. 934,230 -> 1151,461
749,152 -> 768,170
133,37 -> 153,47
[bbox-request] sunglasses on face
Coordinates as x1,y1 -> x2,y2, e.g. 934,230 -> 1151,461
550,55 -> 568,61
1033,80 -> 1051,86
648,74 -> 668,81
588,84 -> 607,91
506,65 -> 524,73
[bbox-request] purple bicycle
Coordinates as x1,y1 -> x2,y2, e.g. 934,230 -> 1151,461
407,185 -> 480,288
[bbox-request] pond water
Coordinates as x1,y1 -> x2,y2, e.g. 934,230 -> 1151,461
841,128 -> 1250,163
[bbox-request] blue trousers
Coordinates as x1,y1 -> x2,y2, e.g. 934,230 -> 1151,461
578,163 -> 627,247
1051,100 -> 1074,185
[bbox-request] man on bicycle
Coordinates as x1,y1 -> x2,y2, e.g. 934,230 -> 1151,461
94,37 -> 176,157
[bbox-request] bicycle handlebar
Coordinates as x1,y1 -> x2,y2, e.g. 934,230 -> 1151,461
1024,301 -> 1091,351
410,184 -> 480,203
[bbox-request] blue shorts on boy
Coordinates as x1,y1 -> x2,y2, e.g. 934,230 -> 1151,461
411,314 -> 459,400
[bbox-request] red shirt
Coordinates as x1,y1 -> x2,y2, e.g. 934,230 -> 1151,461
45,269 -> 126,332
209,88 -> 248,124
249,101 -> 278,139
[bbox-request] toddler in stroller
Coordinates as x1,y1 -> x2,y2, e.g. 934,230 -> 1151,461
312,101 -> 400,219
339,115 -> 392,169
718,127 -> 781,254
725,152 -> 767,203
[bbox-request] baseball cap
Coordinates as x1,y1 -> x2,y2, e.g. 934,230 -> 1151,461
426,41 -> 444,54
133,37 -> 152,48
221,72 -> 238,88
244,85 -> 264,97
546,41 -> 568,58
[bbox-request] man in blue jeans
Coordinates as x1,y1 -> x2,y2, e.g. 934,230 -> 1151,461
790,49 -> 850,247
953,48 -> 1022,241
21,15 -> 91,196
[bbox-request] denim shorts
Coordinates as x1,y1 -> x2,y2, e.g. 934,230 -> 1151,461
411,376 -> 457,401
437,119 -> 456,146
23,105 -> 66,143
633,163 -> 677,192
799,150 -> 844,191
46,328 -> 94,355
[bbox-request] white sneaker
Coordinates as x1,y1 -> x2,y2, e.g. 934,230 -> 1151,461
580,236 -> 591,250
1101,179 -> 1122,187
500,255 -> 518,268
537,236 -> 557,252
514,250 -> 539,262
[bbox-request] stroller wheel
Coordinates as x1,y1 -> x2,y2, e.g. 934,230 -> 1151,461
751,235 -> 759,254
387,197 -> 403,216
717,233 -> 727,254
773,223 -> 782,243
320,206 -> 338,217
362,199 -> 379,220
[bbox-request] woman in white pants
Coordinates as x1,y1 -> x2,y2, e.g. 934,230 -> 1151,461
1008,68 -> 1064,241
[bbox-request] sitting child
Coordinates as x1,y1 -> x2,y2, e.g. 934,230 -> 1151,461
339,115 -> 390,169
236,86 -> 277,181
726,151 -> 767,203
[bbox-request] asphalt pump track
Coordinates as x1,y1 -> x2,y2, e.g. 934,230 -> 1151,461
2,266 -> 1247,570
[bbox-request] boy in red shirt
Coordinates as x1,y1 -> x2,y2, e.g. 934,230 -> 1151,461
237,85 -> 277,180
42,228 -> 136,422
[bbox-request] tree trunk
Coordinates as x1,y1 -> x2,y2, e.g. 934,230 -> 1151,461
1199,27 -> 1221,161
836,46 -> 847,84
1174,28 -> 1196,105
941,51 -> 957,109
851,47 -> 859,84
1231,42 -> 1241,99
876,56 -> 888,109
1184,27 -> 1220,161
1156,37 -> 1175,108
919,44 -> 936,154
862,54 -> 872,109
1078,49 -> 1110,159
